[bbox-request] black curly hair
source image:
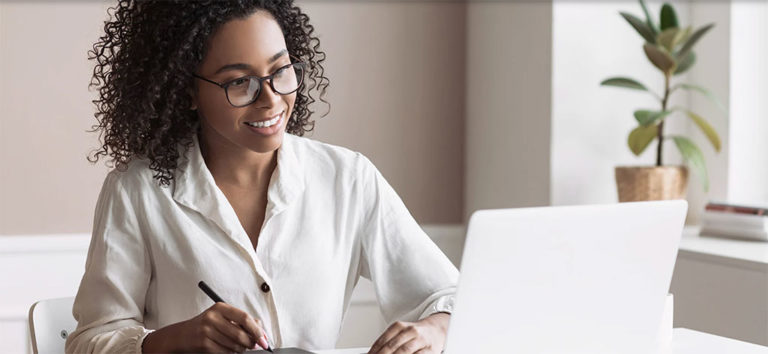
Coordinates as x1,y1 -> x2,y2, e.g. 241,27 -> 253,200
87,0 -> 330,186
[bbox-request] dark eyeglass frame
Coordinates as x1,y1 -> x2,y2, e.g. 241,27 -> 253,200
192,57 -> 307,108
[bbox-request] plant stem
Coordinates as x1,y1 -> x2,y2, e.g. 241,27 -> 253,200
657,73 -> 670,166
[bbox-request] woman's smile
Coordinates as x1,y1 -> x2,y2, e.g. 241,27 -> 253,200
243,109 -> 285,136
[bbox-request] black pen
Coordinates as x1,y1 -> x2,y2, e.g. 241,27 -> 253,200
198,281 -> 274,353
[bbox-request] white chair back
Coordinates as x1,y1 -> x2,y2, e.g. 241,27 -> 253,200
28,297 -> 77,354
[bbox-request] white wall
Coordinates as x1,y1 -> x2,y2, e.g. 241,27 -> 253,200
464,1 -> 553,220
684,0 -> 768,220
685,1 -> 731,224
552,0 -> 765,222
552,1 -> 690,207
727,0 -> 768,205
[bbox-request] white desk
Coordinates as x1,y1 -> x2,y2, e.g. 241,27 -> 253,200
315,328 -> 768,353
668,328 -> 768,353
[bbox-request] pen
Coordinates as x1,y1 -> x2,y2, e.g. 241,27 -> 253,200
198,281 -> 274,353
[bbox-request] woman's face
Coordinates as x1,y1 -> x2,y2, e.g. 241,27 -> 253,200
192,10 -> 295,155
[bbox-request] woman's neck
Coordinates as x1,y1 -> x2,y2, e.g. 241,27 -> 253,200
198,131 -> 278,188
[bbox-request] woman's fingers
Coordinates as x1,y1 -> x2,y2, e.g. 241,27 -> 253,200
200,336 -> 234,353
370,321 -> 421,354
392,337 -> 427,354
370,314 -> 449,354
216,303 -> 267,344
215,313 -> 259,349
205,303 -> 261,349
382,329 -> 422,354
206,322 -> 249,352
187,303 -> 272,352
369,322 -> 405,353
199,307 -> 252,351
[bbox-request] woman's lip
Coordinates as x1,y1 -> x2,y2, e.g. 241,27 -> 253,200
245,110 -> 285,124
243,112 -> 284,136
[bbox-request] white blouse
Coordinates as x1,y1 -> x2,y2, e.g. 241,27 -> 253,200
65,133 -> 458,354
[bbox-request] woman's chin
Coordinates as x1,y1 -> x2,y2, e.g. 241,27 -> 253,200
244,128 -> 286,154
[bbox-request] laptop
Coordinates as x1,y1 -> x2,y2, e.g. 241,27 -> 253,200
443,200 -> 687,354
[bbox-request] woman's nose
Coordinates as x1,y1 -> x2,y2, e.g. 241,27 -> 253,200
257,80 -> 282,106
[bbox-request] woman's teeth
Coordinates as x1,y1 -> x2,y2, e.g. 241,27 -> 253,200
246,112 -> 282,128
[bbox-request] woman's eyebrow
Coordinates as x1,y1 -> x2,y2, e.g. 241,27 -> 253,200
267,49 -> 288,64
213,49 -> 289,75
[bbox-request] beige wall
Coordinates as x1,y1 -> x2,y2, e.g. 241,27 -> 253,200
0,2 -> 112,235
300,2 -> 467,224
464,2 -> 553,219
0,1 -> 467,234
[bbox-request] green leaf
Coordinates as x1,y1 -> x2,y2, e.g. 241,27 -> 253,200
674,51 -> 696,75
639,0 -> 659,34
644,43 -> 677,74
685,110 -> 722,152
672,136 -> 709,191
658,26 -> 689,52
620,12 -> 657,43
675,83 -> 726,112
657,28 -> 680,51
600,77 -> 649,91
628,124 -> 659,155
634,110 -> 672,126
677,23 -> 715,60
660,3 -> 679,30
677,26 -> 693,46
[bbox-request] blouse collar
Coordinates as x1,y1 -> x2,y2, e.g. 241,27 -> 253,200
172,133 -> 306,237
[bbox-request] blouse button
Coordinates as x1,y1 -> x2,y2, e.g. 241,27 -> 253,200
260,282 -> 270,293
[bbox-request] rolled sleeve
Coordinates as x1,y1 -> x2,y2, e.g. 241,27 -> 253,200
66,171 -> 153,354
417,291 -> 456,321
357,155 -> 459,324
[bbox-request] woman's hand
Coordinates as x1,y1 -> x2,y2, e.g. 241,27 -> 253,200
142,302 -> 270,353
368,312 -> 451,354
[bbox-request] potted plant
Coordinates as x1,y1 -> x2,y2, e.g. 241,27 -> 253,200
601,0 -> 724,202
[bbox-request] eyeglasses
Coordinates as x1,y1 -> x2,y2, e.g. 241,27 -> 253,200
192,60 -> 307,107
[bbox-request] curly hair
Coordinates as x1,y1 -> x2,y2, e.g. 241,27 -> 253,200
87,0 -> 330,186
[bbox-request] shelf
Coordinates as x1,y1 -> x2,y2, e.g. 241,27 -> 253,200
679,226 -> 768,270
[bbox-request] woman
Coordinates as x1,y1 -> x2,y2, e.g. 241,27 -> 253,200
66,1 -> 458,353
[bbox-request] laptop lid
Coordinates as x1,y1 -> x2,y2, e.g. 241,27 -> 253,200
444,200 -> 687,354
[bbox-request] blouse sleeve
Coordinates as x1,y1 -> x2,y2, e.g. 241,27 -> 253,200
357,154 -> 459,324
65,171 -> 154,354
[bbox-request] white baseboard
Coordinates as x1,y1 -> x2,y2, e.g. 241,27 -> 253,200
0,233 -> 90,354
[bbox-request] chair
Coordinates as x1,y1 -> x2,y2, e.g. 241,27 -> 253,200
28,297 -> 77,354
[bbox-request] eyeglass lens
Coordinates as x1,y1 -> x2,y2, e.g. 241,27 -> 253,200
226,63 -> 304,107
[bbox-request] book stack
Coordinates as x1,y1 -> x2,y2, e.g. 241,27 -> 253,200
700,201 -> 768,241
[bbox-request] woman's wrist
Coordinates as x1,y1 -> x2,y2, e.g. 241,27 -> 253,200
141,330 -> 166,353
421,312 -> 451,331
141,322 -> 184,353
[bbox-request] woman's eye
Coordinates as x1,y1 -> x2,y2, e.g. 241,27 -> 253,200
273,67 -> 287,77
231,77 -> 249,87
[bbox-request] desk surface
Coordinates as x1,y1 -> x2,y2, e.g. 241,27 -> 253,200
668,328 -> 768,353
314,328 -> 768,354
681,226 -> 768,268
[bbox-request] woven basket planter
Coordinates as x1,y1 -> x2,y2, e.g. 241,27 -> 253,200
615,166 -> 688,202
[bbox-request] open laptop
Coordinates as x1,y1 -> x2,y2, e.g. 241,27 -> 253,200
249,200 -> 686,354
443,200 -> 687,354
